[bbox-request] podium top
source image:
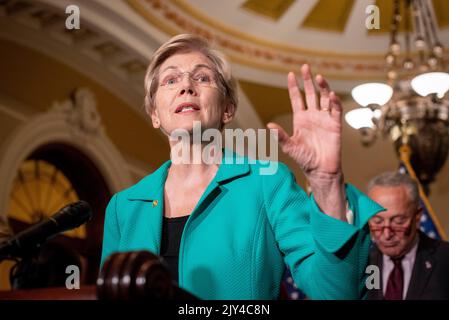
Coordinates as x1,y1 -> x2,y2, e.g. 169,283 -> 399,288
0,285 -> 97,300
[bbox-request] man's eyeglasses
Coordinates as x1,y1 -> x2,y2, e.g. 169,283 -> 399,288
369,215 -> 414,233
158,67 -> 218,90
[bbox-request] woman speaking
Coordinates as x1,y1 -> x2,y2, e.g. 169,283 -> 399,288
100,34 -> 383,300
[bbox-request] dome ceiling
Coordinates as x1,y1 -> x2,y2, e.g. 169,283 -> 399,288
127,0 -> 449,87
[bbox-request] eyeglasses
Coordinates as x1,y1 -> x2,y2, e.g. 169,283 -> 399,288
369,215 -> 414,233
158,67 -> 218,90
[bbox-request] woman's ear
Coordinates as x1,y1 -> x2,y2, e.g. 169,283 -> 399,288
222,104 -> 235,124
150,107 -> 161,129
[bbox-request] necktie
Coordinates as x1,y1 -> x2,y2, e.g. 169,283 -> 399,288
385,257 -> 403,300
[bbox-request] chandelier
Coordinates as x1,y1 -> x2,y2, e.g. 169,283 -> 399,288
345,0 -> 449,189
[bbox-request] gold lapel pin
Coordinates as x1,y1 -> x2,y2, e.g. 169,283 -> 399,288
152,200 -> 158,207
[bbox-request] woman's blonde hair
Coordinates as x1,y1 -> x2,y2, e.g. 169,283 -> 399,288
143,34 -> 238,121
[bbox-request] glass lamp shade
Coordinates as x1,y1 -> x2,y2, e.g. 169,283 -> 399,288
351,83 -> 393,107
411,72 -> 449,98
345,108 -> 374,129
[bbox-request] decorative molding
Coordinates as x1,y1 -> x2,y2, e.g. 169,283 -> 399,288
0,89 -> 133,217
127,0 -> 385,78
126,0 -> 449,81
0,0 -> 151,115
52,87 -> 104,137
0,102 -> 29,123
0,0 -> 270,130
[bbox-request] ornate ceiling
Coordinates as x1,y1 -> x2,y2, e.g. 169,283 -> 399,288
127,0 -> 449,82
126,0 -> 449,124
2,0 -> 449,139
2,0 -> 448,136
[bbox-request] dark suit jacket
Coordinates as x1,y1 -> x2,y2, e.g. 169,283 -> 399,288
368,232 -> 449,300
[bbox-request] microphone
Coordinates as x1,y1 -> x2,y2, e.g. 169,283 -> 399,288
0,201 -> 93,258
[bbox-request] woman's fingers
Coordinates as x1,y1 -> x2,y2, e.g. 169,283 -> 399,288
288,66 -> 342,120
316,74 -> 330,112
300,64 -> 318,110
287,72 -> 305,112
267,122 -> 290,146
329,91 -> 343,117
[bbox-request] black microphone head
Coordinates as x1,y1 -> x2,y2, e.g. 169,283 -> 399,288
51,200 -> 93,232
0,201 -> 93,258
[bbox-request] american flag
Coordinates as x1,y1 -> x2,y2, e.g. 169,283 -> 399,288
281,267 -> 306,300
398,164 -> 446,240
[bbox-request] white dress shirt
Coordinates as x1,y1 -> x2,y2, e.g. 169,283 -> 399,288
382,240 -> 419,299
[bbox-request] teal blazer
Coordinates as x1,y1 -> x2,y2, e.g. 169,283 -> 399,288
101,150 -> 383,299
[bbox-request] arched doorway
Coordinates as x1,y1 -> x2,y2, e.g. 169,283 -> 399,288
5,143 -> 110,288
0,88 -> 133,290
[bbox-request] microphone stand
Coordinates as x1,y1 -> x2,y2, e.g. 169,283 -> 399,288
0,245 -> 40,290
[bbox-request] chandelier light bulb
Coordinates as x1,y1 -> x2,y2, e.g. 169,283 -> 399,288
351,83 -> 393,107
403,58 -> 414,70
390,42 -> 401,55
433,43 -> 443,57
373,109 -> 382,119
385,53 -> 395,65
345,108 -> 374,129
388,70 -> 398,80
428,55 -> 438,68
411,72 -> 449,98
415,37 -> 426,50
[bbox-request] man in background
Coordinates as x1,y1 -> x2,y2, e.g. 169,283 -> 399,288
367,172 -> 449,300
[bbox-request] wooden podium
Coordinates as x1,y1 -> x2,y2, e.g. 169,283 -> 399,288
0,285 -> 97,300
0,251 -> 196,300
